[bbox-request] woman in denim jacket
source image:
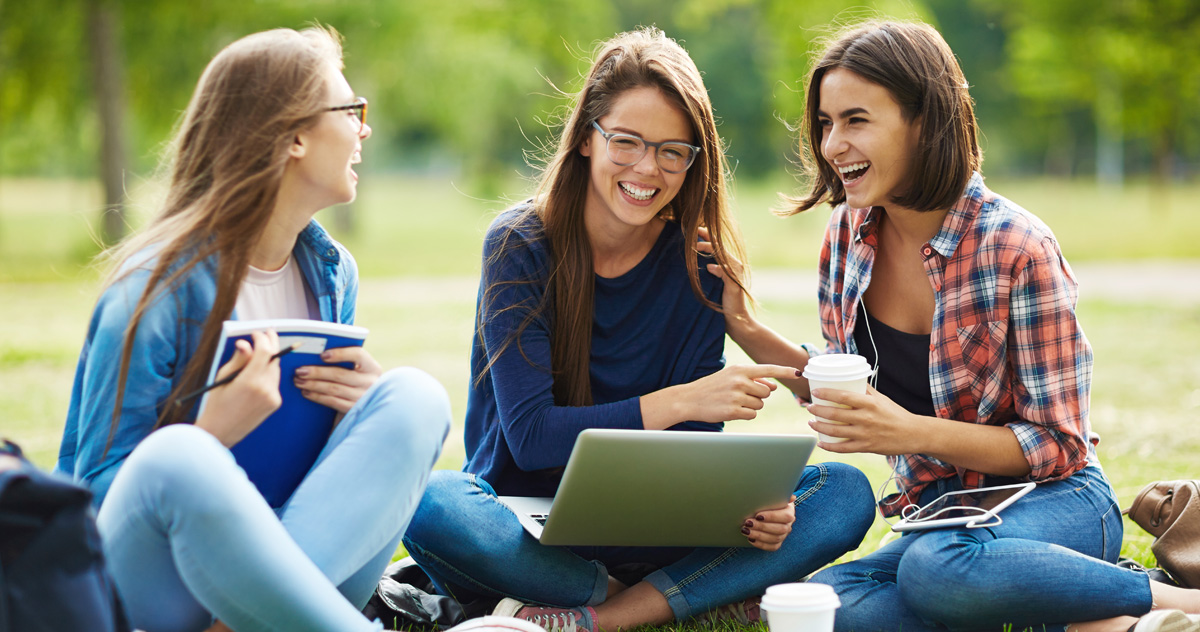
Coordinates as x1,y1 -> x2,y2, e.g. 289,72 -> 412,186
54,26 -> 449,632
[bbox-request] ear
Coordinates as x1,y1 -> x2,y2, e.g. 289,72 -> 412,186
289,132 -> 308,159
579,134 -> 592,158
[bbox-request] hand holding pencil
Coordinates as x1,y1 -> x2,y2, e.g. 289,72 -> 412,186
192,330 -> 287,448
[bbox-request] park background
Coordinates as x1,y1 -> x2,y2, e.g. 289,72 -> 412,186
2,0 -> 1199,575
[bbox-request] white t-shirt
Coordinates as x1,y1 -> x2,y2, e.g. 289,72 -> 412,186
235,255 -> 320,321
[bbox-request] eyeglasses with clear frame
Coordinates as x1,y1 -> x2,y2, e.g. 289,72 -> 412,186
328,97 -> 368,135
590,121 -> 700,174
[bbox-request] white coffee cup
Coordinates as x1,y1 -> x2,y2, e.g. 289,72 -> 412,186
802,354 -> 873,444
761,582 -> 841,632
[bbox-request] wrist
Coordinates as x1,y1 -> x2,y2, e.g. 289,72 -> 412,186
640,385 -> 688,430
725,311 -> 761,346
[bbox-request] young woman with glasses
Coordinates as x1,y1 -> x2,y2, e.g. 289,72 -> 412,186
55,27 -> 450,632
400,27 -> 875,632
706,19 -> 1200,632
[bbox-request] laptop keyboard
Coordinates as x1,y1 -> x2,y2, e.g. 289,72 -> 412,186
532,514 -> 549,526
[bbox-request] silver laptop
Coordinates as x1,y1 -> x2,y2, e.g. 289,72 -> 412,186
499,429 -> 817,547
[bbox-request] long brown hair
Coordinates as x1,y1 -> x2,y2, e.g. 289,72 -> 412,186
480,27 -> 748,407
101,26 -> 344,451
789,20 -> 982,214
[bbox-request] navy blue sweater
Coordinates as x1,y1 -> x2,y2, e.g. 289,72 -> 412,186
463,207 -> 727,496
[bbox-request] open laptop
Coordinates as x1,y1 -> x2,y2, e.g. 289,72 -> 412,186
499,429 -> 817,547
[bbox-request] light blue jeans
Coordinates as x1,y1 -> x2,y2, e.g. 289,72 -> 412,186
97,368 -> 451,632
402,462 -> 876,619
810,464 -> 1153,632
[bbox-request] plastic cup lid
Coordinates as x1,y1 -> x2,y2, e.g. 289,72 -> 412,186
761,583 -> 841,610
802,354 -> 873,382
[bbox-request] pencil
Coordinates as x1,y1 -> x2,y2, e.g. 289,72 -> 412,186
173,342 -> 302,408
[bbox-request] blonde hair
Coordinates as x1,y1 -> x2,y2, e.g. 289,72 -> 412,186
104,26 -> 344,449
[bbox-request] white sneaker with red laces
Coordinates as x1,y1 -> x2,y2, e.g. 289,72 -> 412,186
492,598 -> 599,632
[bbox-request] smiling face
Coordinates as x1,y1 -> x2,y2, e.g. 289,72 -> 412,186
818,68 -> 921,212
579,86 -> 692,236
287,62 -> 371,211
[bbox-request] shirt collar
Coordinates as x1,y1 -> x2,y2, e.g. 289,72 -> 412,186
296,219 -> 341,263
849,171 -> 990,258
929,171 -> 989,259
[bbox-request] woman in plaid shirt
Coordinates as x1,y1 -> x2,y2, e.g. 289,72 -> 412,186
703,19 -> 1200,632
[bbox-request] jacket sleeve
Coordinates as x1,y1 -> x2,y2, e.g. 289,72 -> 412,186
66,269 -> 182,505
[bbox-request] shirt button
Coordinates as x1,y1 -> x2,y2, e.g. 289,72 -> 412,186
939,408 -> 949,416
934,284 -> 942,292
928,343 -> 935,351
327,248 -> 336,257
922,246 -> 933,256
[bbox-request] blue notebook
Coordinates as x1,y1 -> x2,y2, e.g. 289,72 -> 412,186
197,319 -> 369,507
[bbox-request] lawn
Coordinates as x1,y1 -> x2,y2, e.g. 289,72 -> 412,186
1,174 -> 1199,624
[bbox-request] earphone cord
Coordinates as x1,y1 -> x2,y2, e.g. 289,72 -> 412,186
861,304 -> 915,526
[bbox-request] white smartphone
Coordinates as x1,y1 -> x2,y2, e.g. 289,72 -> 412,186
890,482 -> 1037,532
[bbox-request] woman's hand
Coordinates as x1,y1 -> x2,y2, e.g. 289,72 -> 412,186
696,226 -> 753,333
743,495 -> 796,551
642,364 -> 799,429
807,383 -> 922,455
292,346 -> 382,414
810,385 -> 1034,476
194,330 -> 283,447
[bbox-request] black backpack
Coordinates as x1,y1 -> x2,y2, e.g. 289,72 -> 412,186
0,440 -> 130,632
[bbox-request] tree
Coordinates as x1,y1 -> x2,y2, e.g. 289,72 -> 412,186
88,0 -> 129,244
977,0 -> 1200,185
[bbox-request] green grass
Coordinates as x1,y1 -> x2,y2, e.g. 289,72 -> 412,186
2,175 -> 1199,627
4,174 -> 1199,283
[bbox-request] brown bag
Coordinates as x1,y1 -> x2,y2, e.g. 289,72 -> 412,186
1127,480 -> 1200,588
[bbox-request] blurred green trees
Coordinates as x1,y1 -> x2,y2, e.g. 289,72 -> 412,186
1,0 -> 1196,204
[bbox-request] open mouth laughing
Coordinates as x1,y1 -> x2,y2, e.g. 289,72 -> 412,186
619,181 -> 659,202
838,161 -> 870,183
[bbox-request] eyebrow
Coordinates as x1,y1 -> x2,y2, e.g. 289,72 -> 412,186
817,107 -> 870,119
607,125 -> 692,144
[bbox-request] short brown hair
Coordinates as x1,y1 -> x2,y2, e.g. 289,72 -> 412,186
789,20 -> 982,214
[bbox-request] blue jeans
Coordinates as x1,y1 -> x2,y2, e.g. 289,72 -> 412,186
810,464 -> 1153,632
97,368 -> 451,632
402,462 -> 876,620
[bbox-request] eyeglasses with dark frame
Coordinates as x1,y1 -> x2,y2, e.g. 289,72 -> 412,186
328,96 -> 368,134
590,121 -> 700,174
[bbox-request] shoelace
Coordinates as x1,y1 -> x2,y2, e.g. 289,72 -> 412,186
527,611 -> 578,632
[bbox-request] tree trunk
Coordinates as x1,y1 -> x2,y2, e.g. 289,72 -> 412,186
87,0 -> 128,245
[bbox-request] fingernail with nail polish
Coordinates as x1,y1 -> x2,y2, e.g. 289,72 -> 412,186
741,526 -> 751,535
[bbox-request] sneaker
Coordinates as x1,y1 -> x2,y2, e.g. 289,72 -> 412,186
1131,610 -> 1200,632
492,597 -> 599,632
693,596 -> 762,625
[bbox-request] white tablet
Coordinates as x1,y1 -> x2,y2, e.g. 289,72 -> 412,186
890,482 -> 1036,532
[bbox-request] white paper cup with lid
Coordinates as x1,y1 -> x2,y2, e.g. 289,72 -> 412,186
761,582 -> 841,632
802,354 -> 873,443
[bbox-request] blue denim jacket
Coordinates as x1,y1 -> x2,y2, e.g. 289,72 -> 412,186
55,220 -> 358,506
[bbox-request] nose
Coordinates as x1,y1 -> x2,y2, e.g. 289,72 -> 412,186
821,123 -> 845,163
632,146 -> 660,175
359,121 -> 372,140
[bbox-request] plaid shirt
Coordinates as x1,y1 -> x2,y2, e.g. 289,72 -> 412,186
804,172 -> 1096,516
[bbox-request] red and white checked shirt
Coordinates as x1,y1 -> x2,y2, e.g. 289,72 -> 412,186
803,172 -> 1097,516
